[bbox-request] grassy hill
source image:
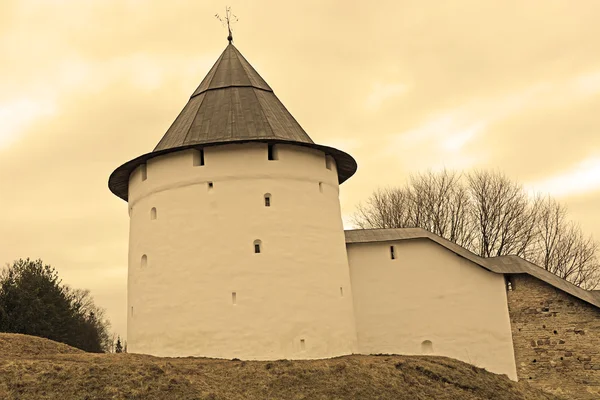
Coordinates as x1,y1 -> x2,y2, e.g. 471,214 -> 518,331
0,333 -> 562,400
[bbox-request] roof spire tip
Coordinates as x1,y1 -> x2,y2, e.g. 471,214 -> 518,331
216,6 -> 237,45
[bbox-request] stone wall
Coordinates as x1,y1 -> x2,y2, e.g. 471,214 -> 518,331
506,274 -> 600,399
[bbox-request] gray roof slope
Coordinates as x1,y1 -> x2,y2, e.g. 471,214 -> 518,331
108,43 -> 357,201
345,228 -> 600,309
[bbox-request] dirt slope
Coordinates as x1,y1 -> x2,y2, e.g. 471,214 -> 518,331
0,333 -> 83,357
0,333 -> 563,400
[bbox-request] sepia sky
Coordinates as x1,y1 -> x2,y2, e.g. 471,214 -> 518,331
2,0 -> 600,339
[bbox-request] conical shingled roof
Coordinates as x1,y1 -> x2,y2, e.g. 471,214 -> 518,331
109,43 -> 357,201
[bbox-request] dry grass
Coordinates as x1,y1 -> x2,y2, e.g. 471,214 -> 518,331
0,333 -> 564,400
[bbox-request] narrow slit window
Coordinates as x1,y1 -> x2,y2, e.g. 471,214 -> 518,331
193,149 -> 205,166
300,339 -> 306,350
141,254 -> 148,268
264,193 -> 271,207
319,182 -> 323,193
267,144 -> 278,160
340,286 -> 344,297
140,164 -> 147,181
232,292 -> 237,305
254,240 -> 262,254
150,207 -> 157,220
131,306 -> 134,317
390,246 -> 396,260
325,156 -> 333,170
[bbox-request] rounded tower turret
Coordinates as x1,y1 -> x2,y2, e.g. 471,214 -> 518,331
109,43 -> 358,359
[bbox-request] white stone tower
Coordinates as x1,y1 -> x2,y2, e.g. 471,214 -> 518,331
108,42 -> 359,359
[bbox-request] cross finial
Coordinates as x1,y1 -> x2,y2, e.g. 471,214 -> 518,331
215,6 -> 238,44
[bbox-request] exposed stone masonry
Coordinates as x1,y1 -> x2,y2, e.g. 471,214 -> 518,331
506,274 -> 600,399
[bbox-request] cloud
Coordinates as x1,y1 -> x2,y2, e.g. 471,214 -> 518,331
365,82 -> 408,110
0,98 -> 57,150
525,156 -> 600,198
382,69 -> 600,172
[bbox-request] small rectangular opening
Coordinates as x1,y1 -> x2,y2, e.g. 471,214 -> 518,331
141,164 -> 147,181
325,156 -> 333,170
319,182 -> 323,193
267,144 -> 278,160
300,339 -> 306,350
390,245 -> 396,260
232,292 -> 237,305
131,306 -> 134,317
265,196 -> 270,207
208,181 -> 214,190
340,286 -> 344,297
193,149 -> 205,166
254,244 -> 261,253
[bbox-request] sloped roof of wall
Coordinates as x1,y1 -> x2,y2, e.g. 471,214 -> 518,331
345,227 -> 600,309
108,43 -> 357,201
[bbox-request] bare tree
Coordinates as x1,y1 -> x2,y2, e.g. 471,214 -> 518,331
352,169 -> 600,289
407,170 -> 475,249
353,187 -> 411,229
532,197 -> 600,289
466,170 -> 540,259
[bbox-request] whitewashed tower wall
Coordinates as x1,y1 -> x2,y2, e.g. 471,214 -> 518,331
126,143 -> 358,359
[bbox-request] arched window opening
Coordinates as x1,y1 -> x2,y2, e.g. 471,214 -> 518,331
319,182 -> 323,193
264,193 -> 271,207
325,155 -> 333,170
421,340 -> 433,355
141,254 -> 148,268
254,240 -> 262,254
268,144 -> 278,160
150,207 -> 157,220
193,149 -> 205,166
140,164 -> 147,181
390,246 -> 396,260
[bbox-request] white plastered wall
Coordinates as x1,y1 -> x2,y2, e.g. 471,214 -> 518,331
347,239 -> 518,380
127,143 -> 358,359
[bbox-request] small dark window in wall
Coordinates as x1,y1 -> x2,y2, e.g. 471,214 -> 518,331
254,240 -> 262,253
319,182 -> 323,193
264,193 -> 271,207
390,246 -> 396,260
141,164 -> 147,181
232,292 -> 237,305
141,255 -> 148,268
208,181 -> 214,190
268,144 -> 278,160
151,207 -> 157,220
193,149 -> 205,166
340,286 -> 344,297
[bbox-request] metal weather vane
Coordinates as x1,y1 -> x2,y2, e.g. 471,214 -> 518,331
215,6 -> 238,44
